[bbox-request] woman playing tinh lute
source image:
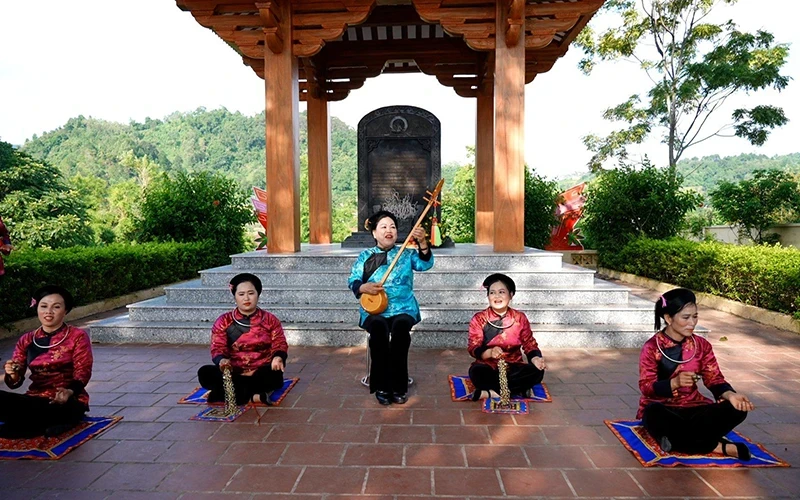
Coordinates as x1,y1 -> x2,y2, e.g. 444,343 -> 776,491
197,273 -> 288,405
467,273 -> 545,400
349,210 -> 434,405
638,287 -> 754,459
0,285 -> 93,438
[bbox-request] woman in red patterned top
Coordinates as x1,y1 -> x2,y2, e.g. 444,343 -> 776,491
638,288 -> 754,460
197,273 -> 288,405
0,286 -> 93,438
467,273 -> 546,400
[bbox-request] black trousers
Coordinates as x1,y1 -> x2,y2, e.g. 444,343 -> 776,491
0,390 -> 87,437
197,365 -> 284,405
642,401 -> 748,454
363,314 -> 413,394
469,362 -> 545,395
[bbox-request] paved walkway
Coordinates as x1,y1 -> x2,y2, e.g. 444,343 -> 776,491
1,284 -> 798,499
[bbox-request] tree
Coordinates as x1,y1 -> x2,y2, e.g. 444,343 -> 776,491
582,158 -> 701,253
524,169 -> 561,250
441,162 -> 476,243
710,168 -> 800,244
135,171 -> 254,255
577,0 -> 790,174
0,141 -> 94,249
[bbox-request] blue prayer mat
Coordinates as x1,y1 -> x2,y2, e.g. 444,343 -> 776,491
605,419 -> 790,468
0,416 -> 123,460
448,374 -> 551,403
178,377 -> 298,406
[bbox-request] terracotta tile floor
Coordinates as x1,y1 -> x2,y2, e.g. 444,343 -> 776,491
1,283 -> 798,498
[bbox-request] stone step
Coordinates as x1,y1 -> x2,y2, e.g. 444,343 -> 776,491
89,316 -> 668,348
230,248 -> 564,272
126,296 -> 653,325
164,279 -> 632,306
199,265 -> 597,288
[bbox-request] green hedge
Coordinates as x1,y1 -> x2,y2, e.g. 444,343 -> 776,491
0,241 -> 229,324
603,237 -> 800,316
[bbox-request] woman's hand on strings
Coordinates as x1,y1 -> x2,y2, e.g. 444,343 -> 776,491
411,227 -> 428,248
723,391 -> 755,412
359,282 -> 384,295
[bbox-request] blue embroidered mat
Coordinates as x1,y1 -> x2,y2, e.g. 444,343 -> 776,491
0,415 -> 123,460
178,377 -> 298,407
605,420 -> 790,468
448,375 -> 551,403
482,398 -> 529,414
190,406 -> 248,422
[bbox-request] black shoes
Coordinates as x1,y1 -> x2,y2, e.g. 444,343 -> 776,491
392,393 -> 408,404
375,391 -> 392,405
721,438 -> 752,461
375,391 -> 408,405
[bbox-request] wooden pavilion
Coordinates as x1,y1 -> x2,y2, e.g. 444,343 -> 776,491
177,0 -> 604,253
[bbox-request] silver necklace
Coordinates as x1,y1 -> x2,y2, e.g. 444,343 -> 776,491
487,311 -> 515,330
232,308 -> 258,328
32,326 -> 69,349
656,331 -> 697,364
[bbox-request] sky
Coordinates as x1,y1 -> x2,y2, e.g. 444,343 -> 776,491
1,0 -> 798,180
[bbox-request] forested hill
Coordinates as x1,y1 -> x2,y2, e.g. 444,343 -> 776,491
557,153 -> 800,194
20,107 -> 358,193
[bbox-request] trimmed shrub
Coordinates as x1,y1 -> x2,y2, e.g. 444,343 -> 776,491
135,171 -> 254,255
0,241 -> 229,324
582,160 -> 701,252
603,237 -> 800,316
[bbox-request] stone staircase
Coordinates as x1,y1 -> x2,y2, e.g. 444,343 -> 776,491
90,244 -> 660,348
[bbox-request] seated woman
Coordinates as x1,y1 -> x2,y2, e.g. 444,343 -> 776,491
197,273 -> 288,406
468,273 -> 545,400
0,285 -> 93,438
639,287 -> 754,459
348,210 -> 434,405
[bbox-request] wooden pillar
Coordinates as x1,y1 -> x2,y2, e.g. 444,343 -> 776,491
475,83 -> 494,245
492,0 -> 526,252
264,0 -> 300,253
307,94 -> 332,244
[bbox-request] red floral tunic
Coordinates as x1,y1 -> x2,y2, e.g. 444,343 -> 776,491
637,331 -> 732,419
6,325 -> 93,408
210,308 -> 288,372
468,307 -> 541,369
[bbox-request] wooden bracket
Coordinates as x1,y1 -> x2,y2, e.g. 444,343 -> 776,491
256,1 -> 284,54
505,0 -> 524,48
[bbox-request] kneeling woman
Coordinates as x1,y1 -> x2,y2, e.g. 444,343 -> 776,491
468,274 -> 545,399
639,288 -> 754,459
0,286 -> 93,437
349,211 -> 434,405
198,273 -> 288,405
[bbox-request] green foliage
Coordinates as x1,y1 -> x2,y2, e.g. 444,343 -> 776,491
22,108 -> 360,243
135,171 -> 254,255
0,241 -> 229,324
603,237 -> 800,316
582,159 -> 701,252
710,169 -> 800,244
577,0 -> 790,172
524,168 -> 561,249
0,141 -> 94,249
441,162 -> 476,243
